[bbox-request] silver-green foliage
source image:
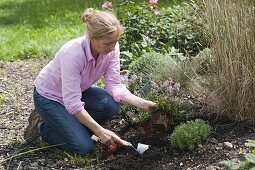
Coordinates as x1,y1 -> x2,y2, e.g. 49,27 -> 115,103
129,52 -> 189,94
220,140 -> 255,170
170,119 -> 211,151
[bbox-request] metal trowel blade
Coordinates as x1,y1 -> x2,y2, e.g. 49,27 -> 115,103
127,142 -> 150,154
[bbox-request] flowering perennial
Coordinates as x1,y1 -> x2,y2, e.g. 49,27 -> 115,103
149,0 -> 158,5
102,1 -> 112,9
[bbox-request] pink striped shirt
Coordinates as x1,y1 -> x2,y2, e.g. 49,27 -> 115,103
34,36 -> 130,115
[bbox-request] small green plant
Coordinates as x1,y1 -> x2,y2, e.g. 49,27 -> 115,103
170,119 -> 211,151
139,111 -> 151,124
96,77 -> 105,88
127,73 -> 190,125
63,152 -> 102,168
220,140 -> 255,170
0,87 -> 20,112
121,103 -> 151,125
147,78 -> 183,123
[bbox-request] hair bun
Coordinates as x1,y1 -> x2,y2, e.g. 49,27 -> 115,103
82,8 -> 97,23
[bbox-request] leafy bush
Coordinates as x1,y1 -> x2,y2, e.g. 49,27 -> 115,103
220,140 -> 255,170
129,52 -> 169,79
115,1 -> 209,69
170,119 -> 211,151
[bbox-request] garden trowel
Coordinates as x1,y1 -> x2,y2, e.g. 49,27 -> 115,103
92,135 -> 150,154
123,141 -> 150,154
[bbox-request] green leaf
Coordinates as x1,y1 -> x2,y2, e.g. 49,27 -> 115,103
245,153 -> 255,164
249,166 -> 255,170
252,149 -> 255,155
245,140 -> 255,148
219,158 -> 250,170
120,51 -> 133,59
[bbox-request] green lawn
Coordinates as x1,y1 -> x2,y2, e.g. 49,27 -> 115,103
0,0 -> 184,60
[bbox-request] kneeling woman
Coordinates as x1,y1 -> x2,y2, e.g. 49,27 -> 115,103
24,8 -> 156,155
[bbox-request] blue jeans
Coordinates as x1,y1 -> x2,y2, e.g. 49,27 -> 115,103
33,87 -> 120,155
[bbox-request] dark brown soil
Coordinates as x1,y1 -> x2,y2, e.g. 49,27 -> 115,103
0,58 -> 255,170
102,116 -> 255,170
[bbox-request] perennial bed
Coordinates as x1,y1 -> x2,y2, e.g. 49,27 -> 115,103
0,58 -> 255,169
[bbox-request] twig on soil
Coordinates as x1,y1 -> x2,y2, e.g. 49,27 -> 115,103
0,143 -> 64,163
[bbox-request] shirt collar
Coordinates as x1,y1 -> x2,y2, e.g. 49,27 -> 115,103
83,35 -> 94,61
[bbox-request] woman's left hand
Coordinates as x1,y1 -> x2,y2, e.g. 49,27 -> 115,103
121,93 -> 157,111
138,99 -> 157,111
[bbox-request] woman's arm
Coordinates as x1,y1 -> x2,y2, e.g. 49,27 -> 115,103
103,44 -> 156,111
121,93 -> 156,111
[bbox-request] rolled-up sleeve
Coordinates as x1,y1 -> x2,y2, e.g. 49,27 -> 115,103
104,44 -> 130,102
60,53 -> 84,115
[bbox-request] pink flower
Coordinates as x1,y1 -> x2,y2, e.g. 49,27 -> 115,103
151,81 -> 159,91
174,82 -> 180,93
102,1 -> 112,9
149,0 -> 158,5
167,85 -> 174,95
162,80 -> 169,88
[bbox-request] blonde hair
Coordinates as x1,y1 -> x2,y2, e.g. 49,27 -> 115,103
81,8 -> 122,39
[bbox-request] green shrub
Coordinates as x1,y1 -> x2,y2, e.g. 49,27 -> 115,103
192,48 -> 212,75
129,52 -> 169,79
115,1 -> 209,69
170,119 -> 211,151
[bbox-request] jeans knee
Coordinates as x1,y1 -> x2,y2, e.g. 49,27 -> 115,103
73,140 -> 94,155
103,99 -> 120,118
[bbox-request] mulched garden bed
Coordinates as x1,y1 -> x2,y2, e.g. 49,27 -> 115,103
0,58 -> 255,170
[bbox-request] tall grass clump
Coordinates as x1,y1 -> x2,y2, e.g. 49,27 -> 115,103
204,0 -> 255,121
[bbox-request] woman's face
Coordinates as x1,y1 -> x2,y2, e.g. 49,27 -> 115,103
91,30 -> 121,55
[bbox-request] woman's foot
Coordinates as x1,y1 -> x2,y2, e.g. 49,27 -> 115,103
24,110 -> 43,143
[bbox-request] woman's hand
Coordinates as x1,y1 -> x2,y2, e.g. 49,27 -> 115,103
138,99 -> 157,111
121,93 -> 157,111
95,128 -> 130,146
74,109 -> 130,146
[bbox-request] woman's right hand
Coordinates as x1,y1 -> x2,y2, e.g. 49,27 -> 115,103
74,109 -> 131,146
95,128 -> 130,146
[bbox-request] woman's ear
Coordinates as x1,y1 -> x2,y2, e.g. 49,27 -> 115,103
89,35 -> 95,43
